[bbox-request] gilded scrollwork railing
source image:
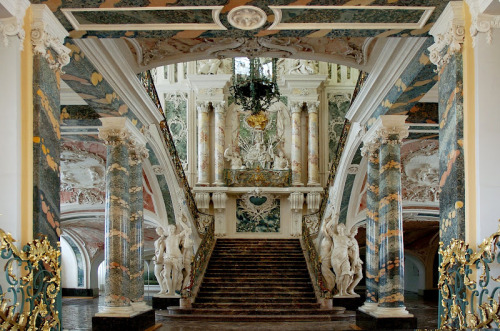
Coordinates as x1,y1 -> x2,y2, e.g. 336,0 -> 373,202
439,223 -> 500,329
139,70 -> 215,235
0,229 -> 60,330
302,215 -> 331,299
181,220 -> 215,299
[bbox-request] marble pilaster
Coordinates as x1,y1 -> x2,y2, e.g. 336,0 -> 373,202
128,139 -> 149,307
359,141 -> 381,313
98,118 -> 132,313
197,101 -> 210,186
372,115 -> 410,318
213,101 -> 226,186
290,102 -> 304,186
306,102 -> 320,186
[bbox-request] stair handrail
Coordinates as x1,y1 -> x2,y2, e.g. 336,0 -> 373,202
139,70 -> 214,235
181,220 -> 216,299
301,71 -> 368,299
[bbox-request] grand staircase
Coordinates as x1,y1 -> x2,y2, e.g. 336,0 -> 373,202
161,238 -> 355,322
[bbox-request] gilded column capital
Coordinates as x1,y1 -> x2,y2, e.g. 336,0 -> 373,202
428,2 -> 465,70
98,128 -> 129,146
306,101 -> 320,114
30,4 -> 70,70
128,139 -> 149,164
361,140 -> 381,157
290,101 -> 304,114
0,0 -> 30,48
212,101 -> 226,114
196,101 -> 210,114
378,126 -> 409,145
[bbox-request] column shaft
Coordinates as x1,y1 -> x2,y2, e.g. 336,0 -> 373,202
101,130 -> 131,308
291,103 -> 303,186
197,102 -> 210,185
307,102 -> 320,186
128,143 -> 148,303
213,102 -> 226,186
364,144 -> 380,308
378,133 -> 406,309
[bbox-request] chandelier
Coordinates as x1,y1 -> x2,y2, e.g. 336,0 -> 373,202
230,57 -> 280,116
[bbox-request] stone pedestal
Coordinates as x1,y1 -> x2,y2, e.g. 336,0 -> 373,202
332,295 -> 365,311
152,295 -> 181,310
92,309 -> 156,331
356,310 -> 417,330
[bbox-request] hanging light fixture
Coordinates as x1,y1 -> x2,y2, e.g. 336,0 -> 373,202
230,57 -> 280,117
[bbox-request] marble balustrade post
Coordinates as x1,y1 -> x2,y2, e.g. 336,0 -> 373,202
197,101 -> 210,185
373,115 -> 410,317
128,139 -> 149,308
213,101 -> 226,186
306,102 -> 320,186
359,141 -> 381,313
98,118 -> 132,314
291,102 -> 304,186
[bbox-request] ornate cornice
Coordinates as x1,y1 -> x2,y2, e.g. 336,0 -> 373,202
30,4 -> 70,70
428,2 -> 465,70
0,0 -> 29,48
465,0 -> 500,46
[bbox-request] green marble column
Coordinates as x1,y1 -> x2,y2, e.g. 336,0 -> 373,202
359,141 -> 381,313
372,115 -> 411,318
128,140 -> 149,307
98,118 -> 132,314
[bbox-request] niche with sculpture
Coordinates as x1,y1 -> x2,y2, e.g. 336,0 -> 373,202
224,103 -> 291,187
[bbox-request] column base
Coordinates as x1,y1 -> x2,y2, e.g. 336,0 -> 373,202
131,301 -> 150,312
307,181 -> 321,187
213,181 -> 225,186
370,306 -> 413,318
95,306 -> 136,318
332,294 -> 364,310
152,295 -> 181,310
356,310 -> 417,330
92,308 -> 155,331
292,182 -> 304,186
358,302 -> 378,313
195,182 -> 209,187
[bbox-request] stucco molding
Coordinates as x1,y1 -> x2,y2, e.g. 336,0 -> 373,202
30,4 -> 70,70
428,2 -> 465,70
0,0 -> 29,48
465,0 -> 500,46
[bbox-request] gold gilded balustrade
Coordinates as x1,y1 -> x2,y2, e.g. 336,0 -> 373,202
439,222 -> 500,329
0,229 -> 60,330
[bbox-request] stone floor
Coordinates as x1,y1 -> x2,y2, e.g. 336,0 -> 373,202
62,291 -> 438,330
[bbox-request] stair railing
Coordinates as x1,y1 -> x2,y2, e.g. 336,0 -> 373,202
139,71 -> 216,300
301,71 -> 368,300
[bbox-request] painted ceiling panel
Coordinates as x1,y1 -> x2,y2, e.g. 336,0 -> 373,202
32,0 -> 451,38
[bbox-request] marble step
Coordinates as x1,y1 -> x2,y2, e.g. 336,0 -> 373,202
201,277 -> 311,283
205,266 -> 309,272
208,260 -> 307,265
216,239 -> 300,243
159,313 -> 350,322
195,297 -> 318,304
196,291 -> 316,298
198,285 -> 314,292
167,306 -> 346,316
203,274 -> 310,279
213,244 -> 302,249
191,302 -> 322,309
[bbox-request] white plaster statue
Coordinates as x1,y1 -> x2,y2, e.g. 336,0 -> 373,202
153,226 -> 168,295
180,216 -> 194,291
331,223 -> 353,296
224,148 -> 245,169
347,226 -> 363,296
161,223 -> 191,296
320,217 -> 336,292
272,151 -> 289,170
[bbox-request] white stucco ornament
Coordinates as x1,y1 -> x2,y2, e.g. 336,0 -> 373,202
228,6 -> 267,30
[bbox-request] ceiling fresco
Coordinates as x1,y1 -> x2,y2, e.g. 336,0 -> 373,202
32,0 -> 451,39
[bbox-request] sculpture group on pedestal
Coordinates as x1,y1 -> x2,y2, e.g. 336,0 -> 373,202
153,216 -> 193,296
320,216 -> 363,297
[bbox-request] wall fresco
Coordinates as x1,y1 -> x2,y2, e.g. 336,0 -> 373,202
165,93 -> 188,168
328,96 -> 350,163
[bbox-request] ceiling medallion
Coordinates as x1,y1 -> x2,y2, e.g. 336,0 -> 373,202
228,6 -> 267,30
